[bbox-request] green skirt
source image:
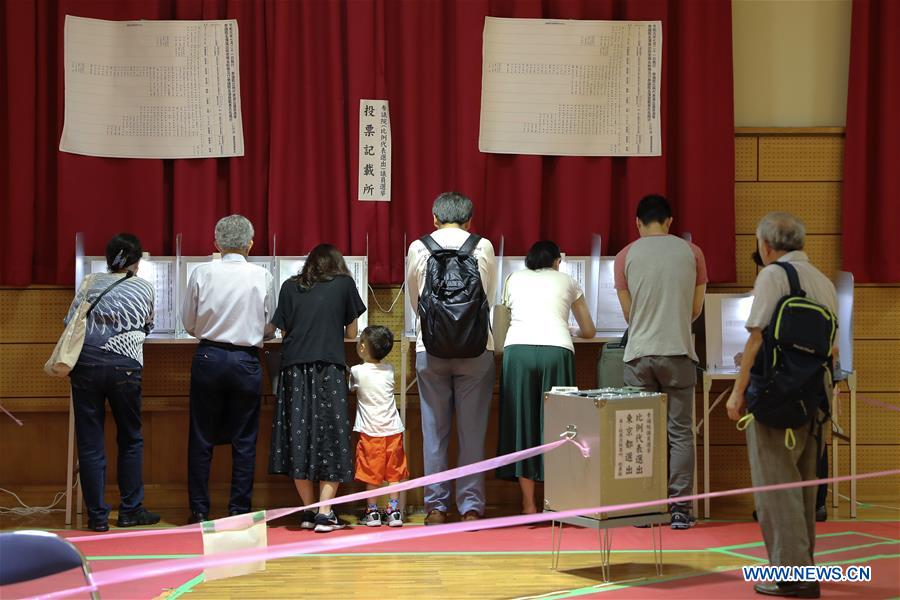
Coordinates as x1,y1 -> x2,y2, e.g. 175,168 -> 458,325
496,344 -> 575,482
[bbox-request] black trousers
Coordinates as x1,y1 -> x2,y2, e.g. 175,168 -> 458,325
188,342 -> 262,515
70,346 -> 145,524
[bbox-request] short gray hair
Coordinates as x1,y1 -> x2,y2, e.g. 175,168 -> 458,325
756,212 -> 805,252
432,192 -> 473,225
215,215 -> 254,250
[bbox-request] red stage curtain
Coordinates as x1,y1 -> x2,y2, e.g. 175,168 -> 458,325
0,0 -> 734,286
843,0 -> 900,283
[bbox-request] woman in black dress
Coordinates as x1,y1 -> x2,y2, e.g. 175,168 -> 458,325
269,244 -> 366,532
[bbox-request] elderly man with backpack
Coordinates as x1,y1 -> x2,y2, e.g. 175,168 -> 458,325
727,212 -> 838,599
406,191 -> 497,525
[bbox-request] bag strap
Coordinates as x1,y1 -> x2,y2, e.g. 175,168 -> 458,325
772,261 -> 805,298
86,272 -> 134,317
458,233 -> 481,257
419,234 -> 442,255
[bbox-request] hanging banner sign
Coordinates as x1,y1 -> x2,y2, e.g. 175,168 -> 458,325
358,99 -> 392,201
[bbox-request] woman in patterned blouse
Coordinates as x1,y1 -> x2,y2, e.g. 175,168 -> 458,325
64,233 -> 160,531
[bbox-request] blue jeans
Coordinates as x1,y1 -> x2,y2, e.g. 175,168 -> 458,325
70,345 -> 145,524
416,350 -> 495,515
188,343 -> 262,514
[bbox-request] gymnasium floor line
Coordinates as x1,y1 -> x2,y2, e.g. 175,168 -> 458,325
87,529 -> 897,599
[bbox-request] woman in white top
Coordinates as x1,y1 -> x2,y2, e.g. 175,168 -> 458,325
496,241 -> 596,514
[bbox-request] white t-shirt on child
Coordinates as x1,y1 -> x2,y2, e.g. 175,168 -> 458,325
350,363 -> 404,436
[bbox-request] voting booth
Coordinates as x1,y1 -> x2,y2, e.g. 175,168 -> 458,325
402,234 -> 627,339
699,274 -> 858,518
68,234 -> 370,525
276,256 -> 370,331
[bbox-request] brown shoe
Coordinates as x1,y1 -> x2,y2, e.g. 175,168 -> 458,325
424,510 -> 447,526
461,510 -> 481,521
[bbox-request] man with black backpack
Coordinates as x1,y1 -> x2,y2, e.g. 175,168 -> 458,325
406,191 -> 497,525
727,212 -> 837,599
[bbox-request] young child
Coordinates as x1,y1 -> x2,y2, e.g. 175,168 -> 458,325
350,325 -> 408,527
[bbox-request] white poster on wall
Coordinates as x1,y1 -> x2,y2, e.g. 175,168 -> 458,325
615,409 -> 653,479
60,16 -> 244,159
479,17 -> 661,157
358,99 -> 392,201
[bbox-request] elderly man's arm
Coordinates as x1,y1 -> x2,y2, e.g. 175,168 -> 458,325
726,328 -> 763,420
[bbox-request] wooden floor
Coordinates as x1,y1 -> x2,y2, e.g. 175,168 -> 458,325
2,501 -> 898,600
178,552 -> 736,599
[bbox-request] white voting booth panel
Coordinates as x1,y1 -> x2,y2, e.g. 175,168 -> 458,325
704,274 -> 851,374
181,255 -> 276,318
700,274 -> 857,519
703,292 -> 753,373
403,234 -> 625,339
835,271 -> 854,374
496,255 -> 627,335
81,256 -> 178,334
543,389 -> 668,519
276,257 -> 369,331
497,256 -> 591,329
595,257 -> 628,335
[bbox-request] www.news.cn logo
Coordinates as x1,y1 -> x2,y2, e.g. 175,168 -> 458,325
742,565 -> 872,583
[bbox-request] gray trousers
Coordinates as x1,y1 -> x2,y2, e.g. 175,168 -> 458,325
416,350 -> 495,515
747,419 -> 819,566
624,355 -> 696,511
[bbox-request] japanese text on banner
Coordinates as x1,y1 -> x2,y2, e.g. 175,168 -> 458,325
358,100 -> 392,201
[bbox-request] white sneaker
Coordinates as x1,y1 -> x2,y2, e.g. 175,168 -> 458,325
363,510 -> 382,527
386,510 -> 403,527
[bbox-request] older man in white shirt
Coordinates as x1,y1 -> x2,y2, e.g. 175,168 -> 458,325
406,192 -> 497,525
182,215 -> 274,524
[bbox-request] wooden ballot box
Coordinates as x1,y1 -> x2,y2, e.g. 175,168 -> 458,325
544,389 -> 668,519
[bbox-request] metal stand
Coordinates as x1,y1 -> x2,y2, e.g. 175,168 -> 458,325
831,371 -> 858,518
65,392 -> 84,527
65,392 -> 75,526
399,336 -> 415,513
549,512 -> 667,581
702,370 -> 858,519
700,371 -> 738,519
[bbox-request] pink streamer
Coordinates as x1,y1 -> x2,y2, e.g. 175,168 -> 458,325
0,402 -> 23,426
44,468 -> 900,599
69,435 -> 588,543
859,395 -> 900,413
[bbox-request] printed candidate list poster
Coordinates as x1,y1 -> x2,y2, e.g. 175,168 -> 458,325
480,17 -> 661,157
60,16 -> 244,159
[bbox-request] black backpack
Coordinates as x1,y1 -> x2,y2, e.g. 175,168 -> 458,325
746,262 -> 837,431
417,233 -> 489,359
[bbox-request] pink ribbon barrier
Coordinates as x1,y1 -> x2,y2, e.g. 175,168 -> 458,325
68,434 -> 590,544
859,395 -> 900,413
44,468 -> 900,599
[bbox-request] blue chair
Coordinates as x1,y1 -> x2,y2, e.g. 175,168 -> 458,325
0,530 -> 99,598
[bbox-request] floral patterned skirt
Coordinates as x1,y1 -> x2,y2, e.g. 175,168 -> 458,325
268,362 -> 353,482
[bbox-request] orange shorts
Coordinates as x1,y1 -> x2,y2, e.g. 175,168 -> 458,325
355,432 -> 409,485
